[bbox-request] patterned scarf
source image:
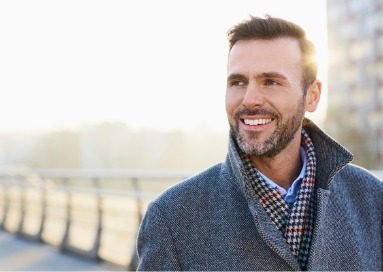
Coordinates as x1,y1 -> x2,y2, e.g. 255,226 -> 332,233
241,128 -> 317,270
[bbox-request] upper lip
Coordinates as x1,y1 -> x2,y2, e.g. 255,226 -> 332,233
241,115 -> 274,120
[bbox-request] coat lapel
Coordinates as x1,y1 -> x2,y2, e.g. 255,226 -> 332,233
244,180 -> 301,270
307,188 -> 330,270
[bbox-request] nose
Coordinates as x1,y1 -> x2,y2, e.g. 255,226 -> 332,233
242,82 -> 265,109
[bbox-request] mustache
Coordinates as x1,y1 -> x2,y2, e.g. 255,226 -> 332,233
233,108 -> 279,119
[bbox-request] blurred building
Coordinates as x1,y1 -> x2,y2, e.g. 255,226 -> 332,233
326,0 -> 383,169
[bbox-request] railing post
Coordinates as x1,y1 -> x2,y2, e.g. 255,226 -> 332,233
11,171 -> 46,242
131,177 -> 143,225
128,177 -> 142,270
60,177 -> 72,250
0,174 -> 10,229
17,174 -> 26,236
90,177 -> 102,260
37,178 -> 47,241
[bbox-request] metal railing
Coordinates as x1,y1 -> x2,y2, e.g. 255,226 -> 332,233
0,167 -> 381,270
0,167 -> 194,270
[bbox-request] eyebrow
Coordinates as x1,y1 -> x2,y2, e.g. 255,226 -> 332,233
227,72 -> 288,82
226,73 -> 246,82
256,72 -> 288,81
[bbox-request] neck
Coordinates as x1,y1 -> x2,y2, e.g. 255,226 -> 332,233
249,137 -> 302,190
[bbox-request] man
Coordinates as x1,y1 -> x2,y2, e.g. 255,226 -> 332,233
136,15 -> 383,271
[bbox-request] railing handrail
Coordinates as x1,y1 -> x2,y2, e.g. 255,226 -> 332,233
0,167 -> 196,180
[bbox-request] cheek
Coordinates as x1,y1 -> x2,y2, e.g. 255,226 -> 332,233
225,91 -> 243,115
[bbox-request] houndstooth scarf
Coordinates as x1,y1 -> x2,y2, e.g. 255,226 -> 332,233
241,128 -> 317,270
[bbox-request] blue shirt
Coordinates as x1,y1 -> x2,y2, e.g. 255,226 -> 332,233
258,147 -> 307,205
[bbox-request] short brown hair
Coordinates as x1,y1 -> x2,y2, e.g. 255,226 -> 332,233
227,15 -> 318,92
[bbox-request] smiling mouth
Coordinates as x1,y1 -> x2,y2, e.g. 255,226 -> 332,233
242,118 -> 273,126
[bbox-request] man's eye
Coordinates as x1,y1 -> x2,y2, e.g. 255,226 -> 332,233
264,79 -> 278,85
230,80 -> 245,87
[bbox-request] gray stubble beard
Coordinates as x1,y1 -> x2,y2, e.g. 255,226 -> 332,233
230,100 -> 306,158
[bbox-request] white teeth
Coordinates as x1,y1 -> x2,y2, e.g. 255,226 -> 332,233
244,118 -> 272,126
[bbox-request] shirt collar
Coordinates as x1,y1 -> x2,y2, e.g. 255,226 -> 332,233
258,146 -> 307,198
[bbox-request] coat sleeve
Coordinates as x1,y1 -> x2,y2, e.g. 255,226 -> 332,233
136,202 -> 180,271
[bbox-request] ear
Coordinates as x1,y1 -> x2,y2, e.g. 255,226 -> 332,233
305,80 -> 321,112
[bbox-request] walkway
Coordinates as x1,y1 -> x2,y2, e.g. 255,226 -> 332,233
0,230 -> 121,271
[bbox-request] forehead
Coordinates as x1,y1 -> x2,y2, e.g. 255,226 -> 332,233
227,38 -> 302,76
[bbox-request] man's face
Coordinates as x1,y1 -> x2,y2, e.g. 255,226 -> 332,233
225,38 -> 308,157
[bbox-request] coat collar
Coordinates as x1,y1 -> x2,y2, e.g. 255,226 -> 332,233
224,118 -> 354,191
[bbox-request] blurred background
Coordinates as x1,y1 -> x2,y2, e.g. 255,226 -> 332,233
326,0 -> 383,169
0,0 -> 382,171
0,0 -> 329,172
0,0 -> 382,270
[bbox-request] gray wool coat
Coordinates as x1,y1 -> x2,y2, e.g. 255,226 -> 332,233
137,119 -> 383,271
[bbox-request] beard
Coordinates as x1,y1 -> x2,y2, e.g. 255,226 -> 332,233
229,100 -> 305,158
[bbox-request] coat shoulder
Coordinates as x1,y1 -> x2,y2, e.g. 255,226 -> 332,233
332,163 -> 383,204
339,164 -> 383,186
152,163 -> 231,210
